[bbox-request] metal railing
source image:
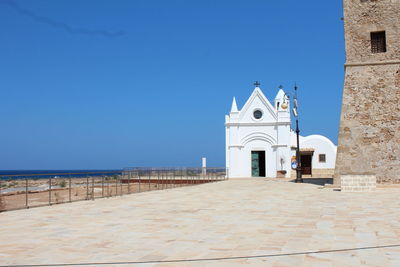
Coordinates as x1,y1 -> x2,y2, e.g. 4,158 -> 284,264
0,168 -> 227,212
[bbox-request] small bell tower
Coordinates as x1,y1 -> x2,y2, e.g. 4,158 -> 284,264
274,86 -> 291,178
275,85 -> 290,121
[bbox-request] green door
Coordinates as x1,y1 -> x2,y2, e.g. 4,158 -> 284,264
251,151 -> 259,177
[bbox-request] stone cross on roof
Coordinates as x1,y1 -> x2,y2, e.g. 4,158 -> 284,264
254,81 -> 261,87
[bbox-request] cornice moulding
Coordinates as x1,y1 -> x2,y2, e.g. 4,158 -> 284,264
225,122 -> 291,127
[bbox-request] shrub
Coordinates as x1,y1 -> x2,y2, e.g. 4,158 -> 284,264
59,180 -> 67,188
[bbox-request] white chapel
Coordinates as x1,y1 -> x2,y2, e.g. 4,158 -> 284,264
225,84 -> 337,179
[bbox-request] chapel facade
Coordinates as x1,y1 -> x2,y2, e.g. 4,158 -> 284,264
225,85 -> 337,179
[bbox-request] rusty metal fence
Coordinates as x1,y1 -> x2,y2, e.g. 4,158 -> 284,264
0,168 -> 227,212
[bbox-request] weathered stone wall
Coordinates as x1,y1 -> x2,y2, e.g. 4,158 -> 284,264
343,0 -> 400,63
335,0 -> 400,184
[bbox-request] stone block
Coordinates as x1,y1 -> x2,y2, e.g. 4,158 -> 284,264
341,174 -> 376,192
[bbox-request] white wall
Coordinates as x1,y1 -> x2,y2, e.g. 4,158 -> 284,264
299,135 -> 337,169
226,87 -> 292,178
228,129 -> 280,178
225,87 -> 336,178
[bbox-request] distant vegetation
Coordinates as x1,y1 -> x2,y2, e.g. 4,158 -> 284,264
0,181 -> 18,189
105,175 -> 120,181
58,180 -> 67,188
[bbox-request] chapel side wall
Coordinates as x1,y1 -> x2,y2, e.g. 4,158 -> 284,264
276,124 -> 292,178
229,147 -> 247,178
225,117 -> 230,176
227,124 -> 246,178
335,0 -> 400,184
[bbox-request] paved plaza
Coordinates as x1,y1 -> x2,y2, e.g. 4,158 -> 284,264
1,179 -> 400,266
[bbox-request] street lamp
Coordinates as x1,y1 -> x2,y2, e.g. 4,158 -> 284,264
293,85 -> 303,183
283,85 -> 303,183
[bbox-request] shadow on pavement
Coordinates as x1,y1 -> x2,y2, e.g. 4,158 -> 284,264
301,178 -> 333,186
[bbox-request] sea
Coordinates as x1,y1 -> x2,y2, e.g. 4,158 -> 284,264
0,170 -> 123,180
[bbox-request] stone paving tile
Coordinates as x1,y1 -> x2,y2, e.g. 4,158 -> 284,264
1,179 -> 400,266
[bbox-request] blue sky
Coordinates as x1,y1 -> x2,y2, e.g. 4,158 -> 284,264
0,0 -> 344,169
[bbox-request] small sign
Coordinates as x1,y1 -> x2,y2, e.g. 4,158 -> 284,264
291,156 -> 297,169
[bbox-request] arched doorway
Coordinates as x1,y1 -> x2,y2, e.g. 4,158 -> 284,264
251,151 -> 266,177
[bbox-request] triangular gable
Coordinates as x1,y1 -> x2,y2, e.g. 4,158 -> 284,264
238,87 -> 277,121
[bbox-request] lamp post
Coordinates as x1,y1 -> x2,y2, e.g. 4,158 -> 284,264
282,85 -> 303,183
293,85 -> 303,183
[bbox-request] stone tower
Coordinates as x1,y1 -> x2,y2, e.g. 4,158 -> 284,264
335,0 -> 400,184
